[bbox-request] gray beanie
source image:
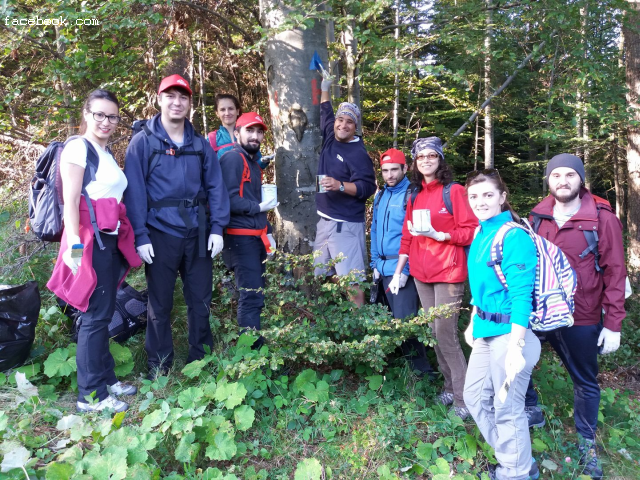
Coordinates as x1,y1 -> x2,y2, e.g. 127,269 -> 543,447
411,137 -> 444,161
546,153 -> 585,183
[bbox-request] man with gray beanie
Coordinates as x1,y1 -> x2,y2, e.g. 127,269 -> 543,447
312,75 -> 377,306
524,153 -> 626,479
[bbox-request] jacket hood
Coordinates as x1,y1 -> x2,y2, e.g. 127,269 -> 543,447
147,113 -> 197,147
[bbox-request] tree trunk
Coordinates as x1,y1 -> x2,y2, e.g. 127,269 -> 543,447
197,38 -> 208,134
577,3 -> 591,189
261,0 -> 329,254
484,0 -> 494,168
392,0 -> 400,148
341,15 -> 362,132
624,0 -> 640,271
54,26 -> 76,136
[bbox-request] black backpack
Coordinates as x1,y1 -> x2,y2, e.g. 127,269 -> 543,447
59,282 -> 148,344
29,136 -> 104,247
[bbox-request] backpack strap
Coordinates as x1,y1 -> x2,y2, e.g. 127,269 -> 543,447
208,130 -> 217,150
404,184 -> 419,210
580,203 -> 602,273
238,152 -> 257,198
373,186 -> 385,211
487,221 -> 525,290
442,182 -> 459,215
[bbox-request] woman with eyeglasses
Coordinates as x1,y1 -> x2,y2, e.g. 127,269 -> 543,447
47,89 -> 141,413
388,137 -> 478,419
463,169 -> 541,480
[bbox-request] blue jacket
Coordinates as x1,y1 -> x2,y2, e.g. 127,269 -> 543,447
370,176 -> 411,277
123,114 -> 230,247
468,211 -> 537,338
315,102 -> 377,222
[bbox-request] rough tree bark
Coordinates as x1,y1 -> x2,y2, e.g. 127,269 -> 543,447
392,0 -> 400,148
261,0 -> 329,254
484,0 -> 494,168
624,0 -> 640,271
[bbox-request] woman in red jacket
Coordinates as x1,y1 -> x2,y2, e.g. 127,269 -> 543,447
48,89 -> 140,413
389,137 -> 478,419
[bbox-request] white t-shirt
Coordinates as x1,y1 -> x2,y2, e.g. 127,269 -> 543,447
60,137 -> 127,202
553,202 -> 580,229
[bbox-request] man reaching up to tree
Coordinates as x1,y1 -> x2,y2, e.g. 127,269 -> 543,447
313,76 -> 377,306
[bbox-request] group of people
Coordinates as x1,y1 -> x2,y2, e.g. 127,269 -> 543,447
46,72 -> 626,480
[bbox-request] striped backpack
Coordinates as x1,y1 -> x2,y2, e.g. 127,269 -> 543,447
488,219 -> 577,332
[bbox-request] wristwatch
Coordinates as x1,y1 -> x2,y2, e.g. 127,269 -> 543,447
515,338 -> 525,348
339,181 -> 345,192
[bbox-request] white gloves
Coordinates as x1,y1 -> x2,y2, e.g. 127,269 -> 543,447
407,220 -> 446,241
464,308 -> 476,347
373,268 -> 380,281
398,273 -> 409,289
321,76 -> 334,92
208,234 -> 224,258
504,342 -> 527,385
267,234 -> 276,255
62,234 -> 82,275
137,243 -> 155,264
597,327 -> 621,355
259,197 -> 278,212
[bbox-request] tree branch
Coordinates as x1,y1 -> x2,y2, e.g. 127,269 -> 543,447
174,0 -> 250,38
0,24 -> 63,59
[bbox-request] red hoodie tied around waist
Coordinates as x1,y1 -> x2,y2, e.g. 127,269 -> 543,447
47,198 -> 142,312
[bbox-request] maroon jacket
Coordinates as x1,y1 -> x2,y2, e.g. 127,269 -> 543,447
530,189 -> 626,331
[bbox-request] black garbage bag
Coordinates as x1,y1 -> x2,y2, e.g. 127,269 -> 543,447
0,281 -> 40,371
58,281 -> 148,344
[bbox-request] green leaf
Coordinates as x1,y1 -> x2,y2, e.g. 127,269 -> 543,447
416,441 -> 433,461
178,387 -> 204,409
110,343 -> 134,377
429,457 -> 450,475
140,409 -> 168,433
45,462 -> 75,480
205,431 -> 237,461
233,405 -> 255,431
175,432 -> 197,463
213,380 -> 247,409
86,449 -> 128,480
365,375 -> 383,390
294,369 -> 318,392
44,348 -> 76,378
532,438 -> 548,452
294,458 -> 323,480
455,434 -> 477,461
182,358 -> 208,379
0,211 -> 9,223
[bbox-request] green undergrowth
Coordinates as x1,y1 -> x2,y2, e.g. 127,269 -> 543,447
1,207 -> 640,479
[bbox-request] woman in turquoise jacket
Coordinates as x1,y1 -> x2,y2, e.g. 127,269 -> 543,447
463,169 -> 541,480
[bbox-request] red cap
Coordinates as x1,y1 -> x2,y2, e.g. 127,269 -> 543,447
158,74 -> 192,95
236,112 -> 268,131
380,148 -> 406,166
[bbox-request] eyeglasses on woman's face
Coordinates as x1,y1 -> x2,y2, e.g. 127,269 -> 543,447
415,153 -> 440,162
89,111 -> 121,124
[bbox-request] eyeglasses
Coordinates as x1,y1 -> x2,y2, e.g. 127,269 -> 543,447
89,111 -> 121,124
415,153 -> 440,161
466,168 -> 501,180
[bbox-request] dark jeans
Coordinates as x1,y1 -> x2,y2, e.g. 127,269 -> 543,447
525,323 -> 602,440
381,275 -> 434,374
222,234 -> 267,331
77,235 -> 122,403
145,228 -> 213,370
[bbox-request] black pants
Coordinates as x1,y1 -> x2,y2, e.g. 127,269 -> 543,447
222,235 -> 266,331
381,275 -> 434,374
77,234 -> 122,403
525,323 -> 602,440
145,227 -> 213,370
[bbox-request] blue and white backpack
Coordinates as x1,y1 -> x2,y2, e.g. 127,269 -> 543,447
487,219 -> 577,332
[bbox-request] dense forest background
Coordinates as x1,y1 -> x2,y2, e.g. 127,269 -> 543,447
1,1 -> 640,479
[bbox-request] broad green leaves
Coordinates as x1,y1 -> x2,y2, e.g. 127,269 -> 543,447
44,347 -> 76,378
294,458 -> 323,480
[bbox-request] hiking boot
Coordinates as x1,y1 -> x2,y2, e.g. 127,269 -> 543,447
525,405 -> 545,428
77,395 -> 128,413
450,405 -> 471,420
578,439 -> 603,479
108,381 -> 137,396
477,459 -> 539,480
436,391 -> 455,406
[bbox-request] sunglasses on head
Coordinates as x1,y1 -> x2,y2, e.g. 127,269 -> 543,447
466,168 -> 500,180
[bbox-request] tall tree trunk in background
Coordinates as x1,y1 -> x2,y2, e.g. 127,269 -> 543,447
577,3 -> 591,189
324,10 -> 341,99
341,14 -> 362,132
392,0 -> 400,147
261,0 -> 328,254
55,26 -> 76,136
484,0 -> 494,168
613,132 -> 626,227
624,0 -> 640,271
197,38 -> 208,134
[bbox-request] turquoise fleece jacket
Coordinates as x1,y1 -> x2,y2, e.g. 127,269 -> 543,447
468,211 -> 537,338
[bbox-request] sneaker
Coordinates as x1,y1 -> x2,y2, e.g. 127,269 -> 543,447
525,405 -> 546,428
578,439 -> 603,479
477,459 -> 539,480
450,405 -> 471,420
108,381 -> 137,396
436,391 -> 455,406
77,395 -> 128,413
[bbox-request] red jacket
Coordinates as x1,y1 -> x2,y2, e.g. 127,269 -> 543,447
530,189 -> 626,331
399,180 -> 478,284
47,198 -> 141,312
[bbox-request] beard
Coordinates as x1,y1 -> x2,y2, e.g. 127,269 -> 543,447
551,184 -> 580,203
240,141 -> 261,155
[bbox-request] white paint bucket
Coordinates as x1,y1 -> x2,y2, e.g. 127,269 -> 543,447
262,184 -> 278,203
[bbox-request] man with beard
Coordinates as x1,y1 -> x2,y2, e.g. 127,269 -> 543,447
219,112 -> 277,347
313,76 -> 377,306
524,154 -> 626,479
124,74 -> 230,379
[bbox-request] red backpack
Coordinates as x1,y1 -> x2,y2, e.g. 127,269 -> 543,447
207,129 -> 235,153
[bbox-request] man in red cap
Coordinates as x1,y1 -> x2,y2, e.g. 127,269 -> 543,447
370,148 -> 434,377
219,112 -> 277,348
124,74 -> 230,379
